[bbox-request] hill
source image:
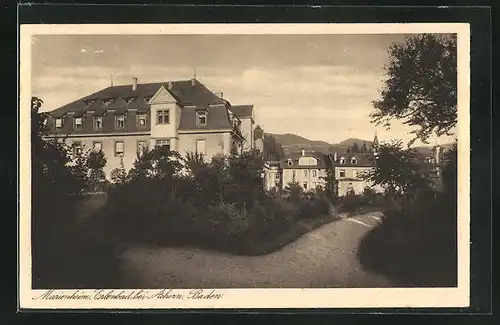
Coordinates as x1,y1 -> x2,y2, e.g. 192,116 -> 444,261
265,133 -> 331,147
265,132 -> 454,155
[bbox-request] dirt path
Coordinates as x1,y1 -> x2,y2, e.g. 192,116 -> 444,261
120,212 -> 394,288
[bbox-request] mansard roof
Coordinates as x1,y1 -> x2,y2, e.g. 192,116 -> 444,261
49,79 -> 226,118
230,105 -> 254,119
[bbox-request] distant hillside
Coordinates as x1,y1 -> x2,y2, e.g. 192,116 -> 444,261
265,133 -> 330,147
334,138 -> 372,148
265,133 -> 372,154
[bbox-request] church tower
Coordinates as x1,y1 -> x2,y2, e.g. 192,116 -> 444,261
372,131 -> 379,155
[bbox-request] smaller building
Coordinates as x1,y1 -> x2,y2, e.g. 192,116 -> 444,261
333,152 -> 382,196
263,160 -> 282,191
280,150 -> 328,191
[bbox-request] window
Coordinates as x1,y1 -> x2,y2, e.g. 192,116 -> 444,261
339,157 -> 346,165
94,116 -> 103,130
123,96 -> 136,105
292,170 -> 296,180
287,160 -> 293,166
115,115 -> 125,129
353,169 -> 358,178
351,157 -> 358,164
72,141 -> 83,156
304,170 -> 308,177
312,170 -> 317,177
339,169 -> 346,178
55,118 -> 63,129
93,141 -> 102,151
156,139 -> 170,151
157,110 -> 170,124
74,117 -> 83,129
196,139 -> 206,155
196,110 -> 207,126
137,114 -> 147,127
83,99 -> 96,106
115,141 -> 124,156
303,183 -> 308,190
137,141 -> 147,157
103,98 -> 115,106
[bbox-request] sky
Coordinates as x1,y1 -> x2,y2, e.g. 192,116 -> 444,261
31,34 -> 456,146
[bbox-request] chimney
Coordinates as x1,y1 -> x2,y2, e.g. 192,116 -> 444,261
132,77 -> 138,91
334,151 -> 338,162
301,149 -> 305,156
168,81 -> 173,90
191,77 -> 196,86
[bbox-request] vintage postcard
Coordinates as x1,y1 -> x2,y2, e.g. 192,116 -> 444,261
19,23 -> 470,309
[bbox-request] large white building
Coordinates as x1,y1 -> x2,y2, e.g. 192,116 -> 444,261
44,77 -> 258,181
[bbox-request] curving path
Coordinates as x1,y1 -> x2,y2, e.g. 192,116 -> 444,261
119,212 -> 395,288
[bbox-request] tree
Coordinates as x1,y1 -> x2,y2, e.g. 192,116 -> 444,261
86,149 -> 108,192
441,140 -> 457,199
363,140 -> 431,197
184,151 -> 208,177
31,96 -> 89,287
127,146 -> 183,181
254,125 -> 264,140
263,134 -> 284,161
284,180 -> 304,201
351,142 -> 360,153
371,34 -> 457,145
361,142 -> 368,153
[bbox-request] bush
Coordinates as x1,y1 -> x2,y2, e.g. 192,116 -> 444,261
358,190 -> 457,286
296,196 -> 331,219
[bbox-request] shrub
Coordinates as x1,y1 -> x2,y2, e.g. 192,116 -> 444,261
208,202 -> 250,236
296,196 -> 330,219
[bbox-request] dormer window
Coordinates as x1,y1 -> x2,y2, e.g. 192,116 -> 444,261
143,95 -> 153,103
102,97 -> 116,106
55,118 -> 63,129
287,160 -> 293,166
339,157 -> 346,165
351,157 -> 358,164
196,110 -> 207,126
74,117 -> 83,129
115,114 -> 125,129
123,96 -> 136,105
83,99 -> 96,106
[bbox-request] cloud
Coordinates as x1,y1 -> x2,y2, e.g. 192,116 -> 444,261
31,61 -> 454,146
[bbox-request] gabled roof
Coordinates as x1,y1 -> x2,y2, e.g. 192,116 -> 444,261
280,151 -> 328,169
230,105 -> 254,119
49,79 -> 226,118
335,153 -> 374,167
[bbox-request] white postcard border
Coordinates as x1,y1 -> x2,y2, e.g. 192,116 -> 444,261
19,23 -> 471,309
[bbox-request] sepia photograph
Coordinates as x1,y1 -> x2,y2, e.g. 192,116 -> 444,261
19,23 -> 470,309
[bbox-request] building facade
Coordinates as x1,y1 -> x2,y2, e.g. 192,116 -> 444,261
280,150 -> 328,191
263,160 -> 282,191
44,77 -> 256,180
333,152 -> 382,196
